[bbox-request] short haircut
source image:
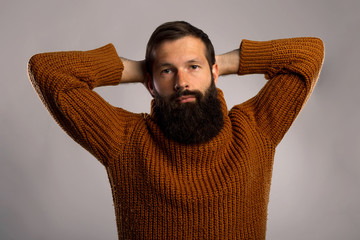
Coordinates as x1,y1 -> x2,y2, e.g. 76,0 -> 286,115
145,21 -> 215,76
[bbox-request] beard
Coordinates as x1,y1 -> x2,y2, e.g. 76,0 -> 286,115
152,80 -> 224,145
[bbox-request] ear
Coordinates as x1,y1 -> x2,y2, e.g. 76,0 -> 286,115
211,63 -> 219,85
146,73 -> 156,97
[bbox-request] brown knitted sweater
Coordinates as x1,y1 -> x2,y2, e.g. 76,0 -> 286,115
28,38 -> 324,239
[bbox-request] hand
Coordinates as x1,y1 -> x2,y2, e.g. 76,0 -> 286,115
215,49 -> 241,76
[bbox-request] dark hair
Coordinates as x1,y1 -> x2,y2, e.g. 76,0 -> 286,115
145,21 -> 215,76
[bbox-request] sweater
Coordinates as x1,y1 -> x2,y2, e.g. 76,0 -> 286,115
28,37 -> 324,239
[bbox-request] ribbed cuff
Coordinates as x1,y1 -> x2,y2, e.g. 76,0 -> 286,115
86,44 -> 124,87
238,39 -> 273,76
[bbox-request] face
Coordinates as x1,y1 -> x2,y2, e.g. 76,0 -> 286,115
148,36 -> 218,103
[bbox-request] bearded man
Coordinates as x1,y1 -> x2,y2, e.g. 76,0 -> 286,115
28,21 -> 324,239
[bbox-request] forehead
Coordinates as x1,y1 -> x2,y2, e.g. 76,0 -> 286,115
152,36 -> 207,64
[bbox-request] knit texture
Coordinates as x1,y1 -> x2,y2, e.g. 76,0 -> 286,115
28,38 -> 324,239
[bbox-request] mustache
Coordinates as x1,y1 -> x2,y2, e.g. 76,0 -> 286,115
169,89 -> 203,101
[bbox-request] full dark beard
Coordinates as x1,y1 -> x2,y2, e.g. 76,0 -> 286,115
152,81 -> 224,144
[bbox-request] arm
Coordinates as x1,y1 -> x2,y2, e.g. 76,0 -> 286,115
120,58 -> 146,83
226,38 -> 324,145
216,49 -> 241,76
28,44 -> 140,165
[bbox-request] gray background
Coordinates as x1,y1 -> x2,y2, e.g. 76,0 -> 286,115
1,0 -> 359,239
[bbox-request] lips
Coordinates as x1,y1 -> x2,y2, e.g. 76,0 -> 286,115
177,95 -> 196,103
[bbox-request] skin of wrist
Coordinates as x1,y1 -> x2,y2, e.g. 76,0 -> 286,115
216,49 -> 240,76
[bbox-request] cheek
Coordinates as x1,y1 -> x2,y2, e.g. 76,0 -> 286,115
154,80 -> 174,96
198,75 -> 213,93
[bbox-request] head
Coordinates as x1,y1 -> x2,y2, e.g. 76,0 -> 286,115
145,21 -> 216,79
146,21 -> 224,144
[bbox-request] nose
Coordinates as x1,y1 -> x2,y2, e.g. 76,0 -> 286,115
174,70 -> 189,91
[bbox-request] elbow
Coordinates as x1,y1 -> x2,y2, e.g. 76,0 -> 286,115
313,37 -> 325,68
28,54 -> 42,80
308,37 -> 325,70
28,54 -> 41,87
28,53 -> 50,93
28,52 -> 54,85
312,38 -> 325,79
28,55 -> 38,84
294,37 -> 325,81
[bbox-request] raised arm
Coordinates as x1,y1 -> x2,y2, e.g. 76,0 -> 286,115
28,44 -> 142,165
120,58 -> 146,83
227,37 -> 325,146
216,49 -> 241,76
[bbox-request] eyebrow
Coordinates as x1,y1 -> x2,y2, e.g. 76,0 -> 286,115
157,62 -> 173,68
157,58 -> 204,68
187,58 -> 203,63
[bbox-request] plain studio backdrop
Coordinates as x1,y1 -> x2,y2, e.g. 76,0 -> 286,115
1,0 -> 359,239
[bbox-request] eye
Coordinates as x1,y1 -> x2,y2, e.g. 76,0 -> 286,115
161,69 -> 172,74
190,65 -> 200,70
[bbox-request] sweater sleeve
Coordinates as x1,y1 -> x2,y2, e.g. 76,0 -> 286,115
28,44 -> 134,166
233,37 -> 324,146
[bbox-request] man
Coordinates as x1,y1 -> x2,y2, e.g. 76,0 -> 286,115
28,21 -> 324,239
